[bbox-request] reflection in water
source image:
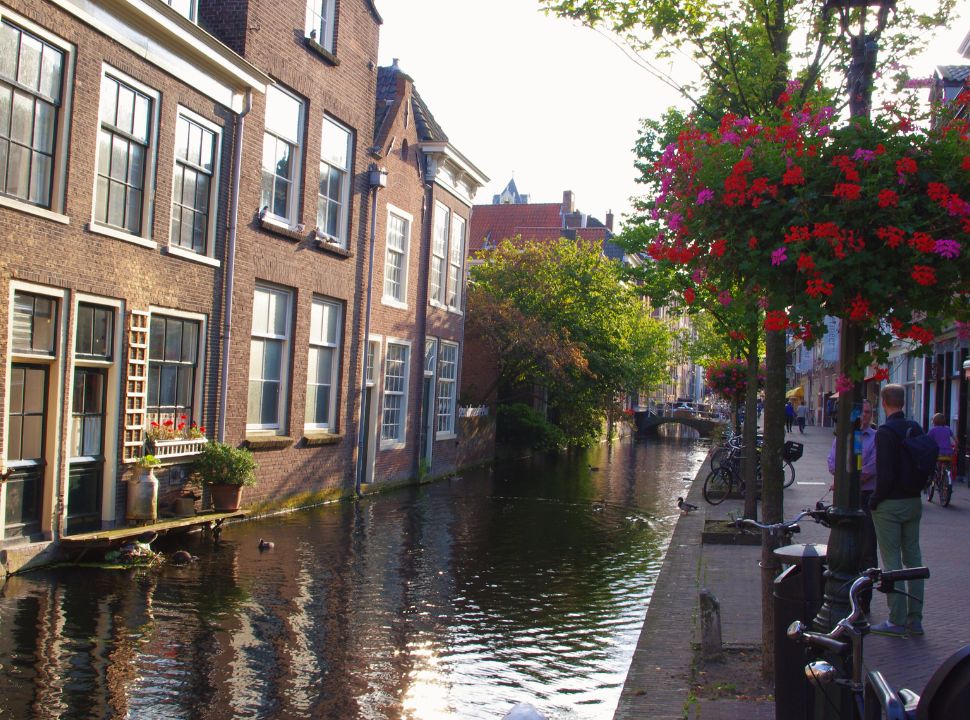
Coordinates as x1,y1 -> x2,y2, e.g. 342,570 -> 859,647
0,437 -> 708,719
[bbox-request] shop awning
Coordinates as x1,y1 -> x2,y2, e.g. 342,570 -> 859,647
786,386 -> 805,400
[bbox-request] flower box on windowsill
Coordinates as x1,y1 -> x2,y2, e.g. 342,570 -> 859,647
458,405 -> 489,418
148,438 -> 208,461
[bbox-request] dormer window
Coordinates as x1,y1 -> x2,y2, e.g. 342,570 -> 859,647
305,0 -> 336,53
163,0 -> 197,22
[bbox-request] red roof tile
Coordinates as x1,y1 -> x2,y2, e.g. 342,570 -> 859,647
468,203 -> 563,252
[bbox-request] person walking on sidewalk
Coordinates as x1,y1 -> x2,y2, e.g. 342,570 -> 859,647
796,402 -> 808,433
827,400 -> 878,618
785,400 -> 795,433
870,384 -> 925,638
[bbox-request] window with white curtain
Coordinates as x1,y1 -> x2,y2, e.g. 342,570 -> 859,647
436,341 -> 458,435
248,285 -> 292,431
305,297 -> 341,430
260,85 -> 304,225
381,342 -> 409,445
383,207 -> 410,306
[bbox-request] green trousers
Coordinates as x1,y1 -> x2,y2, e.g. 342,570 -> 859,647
871,497 -> 924,625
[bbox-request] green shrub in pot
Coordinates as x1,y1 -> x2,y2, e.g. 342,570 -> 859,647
194,442 -> 257,487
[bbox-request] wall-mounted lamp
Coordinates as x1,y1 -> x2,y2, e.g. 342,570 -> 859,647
368,164 -> 388,189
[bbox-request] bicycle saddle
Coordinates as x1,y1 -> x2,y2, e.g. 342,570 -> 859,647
916,644 -> 970,720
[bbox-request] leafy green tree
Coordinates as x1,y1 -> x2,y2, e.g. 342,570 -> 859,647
468,238 -> 672,446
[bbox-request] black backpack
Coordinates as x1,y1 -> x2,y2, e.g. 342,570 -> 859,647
886,420 -> 939,493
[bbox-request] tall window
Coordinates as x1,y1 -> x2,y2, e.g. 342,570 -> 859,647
72,368 -> 105,458
430,204 -> 448,305
12,291 -> 56,355
0,20 -> 64,208
248,285 -> 292,430
305,0 -> 337,52
381,342 -> 409,445
147,315 -> 200,427
261,86 -> 304,225
436,342 -> 458,434
383,208 -> 410,306
95,72 -> 155,235
317,117 -> 351,245
306,298 -> 341,430
172,111 -> 218,254
448,215 -> 466,309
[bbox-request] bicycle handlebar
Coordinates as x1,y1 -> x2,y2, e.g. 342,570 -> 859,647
788,566 -> 930,652
734,508 -> 825,533
880,567 -> 930,583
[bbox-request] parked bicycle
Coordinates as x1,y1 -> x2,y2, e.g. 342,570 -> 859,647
926,455 -> 954,507
788,565 -> 970,719
703,435 -> 798,505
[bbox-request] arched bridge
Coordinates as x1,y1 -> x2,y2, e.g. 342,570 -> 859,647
634,411 -> 727,438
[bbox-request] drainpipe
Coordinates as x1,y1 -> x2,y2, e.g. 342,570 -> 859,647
218,89 -> 252,442
355,164 -> 387,495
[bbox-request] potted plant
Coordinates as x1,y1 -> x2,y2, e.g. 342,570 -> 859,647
127,455 -> 162,522
194,442 -> 257,512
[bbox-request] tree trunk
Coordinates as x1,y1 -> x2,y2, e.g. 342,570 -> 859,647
742,331 -> 760,521
760,323 -> 787,681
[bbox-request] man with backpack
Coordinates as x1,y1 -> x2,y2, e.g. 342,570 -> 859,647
869,384 -> 935,637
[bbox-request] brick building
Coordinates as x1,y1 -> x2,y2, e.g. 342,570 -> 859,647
0,0 -> 266,551
199,0 -> 384,509
364,60 -> 487,486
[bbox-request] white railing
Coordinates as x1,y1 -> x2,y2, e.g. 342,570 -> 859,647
149,437 -> 208,461
458,405 -> 489,417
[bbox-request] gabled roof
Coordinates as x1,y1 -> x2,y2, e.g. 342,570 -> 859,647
468,203 -> 564,252
375,63 -> 447,144
493,177 -> 529,204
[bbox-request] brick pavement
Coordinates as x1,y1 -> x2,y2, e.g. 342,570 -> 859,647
615,422 -> 970,719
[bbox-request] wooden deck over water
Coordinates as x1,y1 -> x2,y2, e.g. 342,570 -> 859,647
60,511 -> 248,549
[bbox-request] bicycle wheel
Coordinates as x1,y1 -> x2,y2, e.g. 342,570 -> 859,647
710,447 -> 729,471
703,467 -> 732,505
783,460 -> 796,488
939,469 -> 953,507
927,471 -> 937,503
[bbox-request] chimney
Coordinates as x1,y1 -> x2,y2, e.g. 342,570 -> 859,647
606,210 -> 614,231
562,190 -> 575,215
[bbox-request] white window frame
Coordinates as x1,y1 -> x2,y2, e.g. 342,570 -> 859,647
380,339 -> 411,449
145,309 -> 205,430
316,116 -> 352,247
247,284 -> 293,433
382,204 -> 411,309
0,11 -> 74,222
163,0 -> 197,22
429,202 -> 449,307
436,341 -> 458,437
304,296 -> 341,432
168,106 -> 222,264
90,66 -> 160,247
305,0 -> 337,52
447,214 -> 466,312
260,85 -> 304,227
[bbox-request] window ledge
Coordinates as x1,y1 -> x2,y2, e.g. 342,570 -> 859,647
87,222 -> 157,249
259,215 -> 307,242
380,440 -> 406,451
0,195 -> 69,224
164,245 -> 221,267
429,299 -> 447,310
314,233 -> 352,257
305,37 -> 340,66
381,297 -> 408,311
303,431 -> 344,447
435,432 -> 457,441
244,435 -> 295,451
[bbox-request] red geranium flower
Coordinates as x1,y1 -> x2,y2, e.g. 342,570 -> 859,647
911,265 -> 936,286
877,189 -> 898,208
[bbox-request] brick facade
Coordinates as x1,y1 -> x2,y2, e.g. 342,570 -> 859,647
0,0 -> 264,543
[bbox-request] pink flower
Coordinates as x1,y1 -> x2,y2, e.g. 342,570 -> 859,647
771,247 -> 787,266
934,238 -> 961,259
836,375 -> 854,394
696,188 -> 714,205
718,290 -> 732,306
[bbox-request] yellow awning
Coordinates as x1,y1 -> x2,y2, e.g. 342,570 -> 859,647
786,386 -> 805,399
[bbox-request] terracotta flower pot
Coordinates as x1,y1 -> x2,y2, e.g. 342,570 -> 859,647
209,484 -> 243,512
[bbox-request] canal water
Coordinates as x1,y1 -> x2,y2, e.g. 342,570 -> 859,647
0,436 -> 708,720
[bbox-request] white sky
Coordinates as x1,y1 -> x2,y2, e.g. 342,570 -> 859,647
376,0 -> 970,231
